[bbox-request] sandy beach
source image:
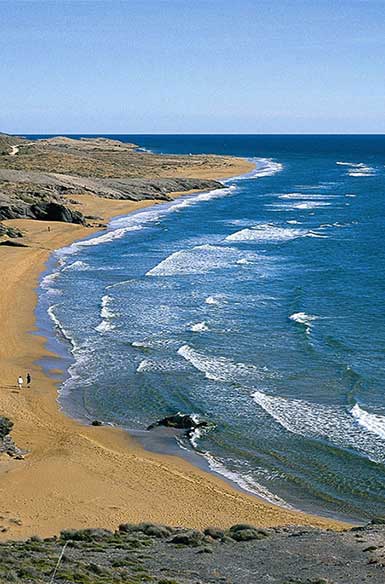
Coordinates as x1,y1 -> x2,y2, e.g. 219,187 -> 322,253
0,156 -> 347,541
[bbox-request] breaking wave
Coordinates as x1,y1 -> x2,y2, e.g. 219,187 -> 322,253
278,193 -> 337,200
231,158 -> 283,180
177,344 -> 272,384
62,260 -> 90,271
146,244 -> 253,276
136,358 -> 186,373
205,295 -> 223,306
289,312 -> 318,335
95,294 -> 116,332
351,404 -> 385,440
336,161 -> 376,177
226,223 -> 307,243
190,321 -> 209,332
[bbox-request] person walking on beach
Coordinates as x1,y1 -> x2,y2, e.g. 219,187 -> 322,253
17,376 -> 23,390
26,373 -> 31,387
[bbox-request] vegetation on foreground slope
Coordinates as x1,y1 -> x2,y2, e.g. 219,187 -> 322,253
0,521 -> 385,583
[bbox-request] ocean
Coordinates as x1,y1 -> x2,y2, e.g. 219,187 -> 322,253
37,135 -> 385,522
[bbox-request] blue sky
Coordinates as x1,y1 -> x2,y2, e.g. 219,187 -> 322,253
1,0 -> 384,133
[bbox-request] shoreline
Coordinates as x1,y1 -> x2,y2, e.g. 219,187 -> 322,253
0,156 -> 348,540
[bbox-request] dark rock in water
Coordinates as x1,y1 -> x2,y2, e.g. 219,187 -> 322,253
147,412 -> 209,432
0,416 -> 26,459
91,420 -> 103,426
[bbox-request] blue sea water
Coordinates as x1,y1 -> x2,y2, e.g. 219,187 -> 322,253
37,135 -> 385,521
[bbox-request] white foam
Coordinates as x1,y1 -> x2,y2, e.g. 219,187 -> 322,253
41,271 -> 60,289
169,186 -> 236,212
132,340 -> 149,348
278,193 -> 337,200
62,260 -> 90,271
47,305 -> 75,345
202,452 -> 292,508
95,295 -> 116,332
177,344 -> 271,383
351,404 -> 385,440
252,390 -> 385,465
226,223 -> 306,243
336,161 -> 376,176
205,295 -> 222,306
59,225 -> 143,256
146,244 -> 252,277
230,158 -> 283,180
190,321 -> 209,332
272,201 -> 332,210
136,359 -> 152,373
289,312 -> 318,334
95,320 -> 115,333
306,232 -> 328,238
100,294 -> 115,319
136,358 -> 185,373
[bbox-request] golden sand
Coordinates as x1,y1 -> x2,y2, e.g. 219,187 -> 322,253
0,158 -> 348,540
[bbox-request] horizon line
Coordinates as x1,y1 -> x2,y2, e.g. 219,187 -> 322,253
8,132 -> 385,137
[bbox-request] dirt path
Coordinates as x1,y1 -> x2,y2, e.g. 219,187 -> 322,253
9,145 -> 20,156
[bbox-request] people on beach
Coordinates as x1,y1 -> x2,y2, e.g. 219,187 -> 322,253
26,373 -> 31,387
17,376 -> 23,390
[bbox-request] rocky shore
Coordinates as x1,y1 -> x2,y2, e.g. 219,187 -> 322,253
0,134 -> 228,241
0,416 -> 25,459
1,521 -> 384,583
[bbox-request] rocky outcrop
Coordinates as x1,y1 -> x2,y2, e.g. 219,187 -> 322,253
0,168 -> 223,201
0,224 -> 22,238
30,201 -> 85,223
0,417 -> 25,459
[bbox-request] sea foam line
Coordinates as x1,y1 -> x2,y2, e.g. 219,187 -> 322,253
201,451 -> 293,508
